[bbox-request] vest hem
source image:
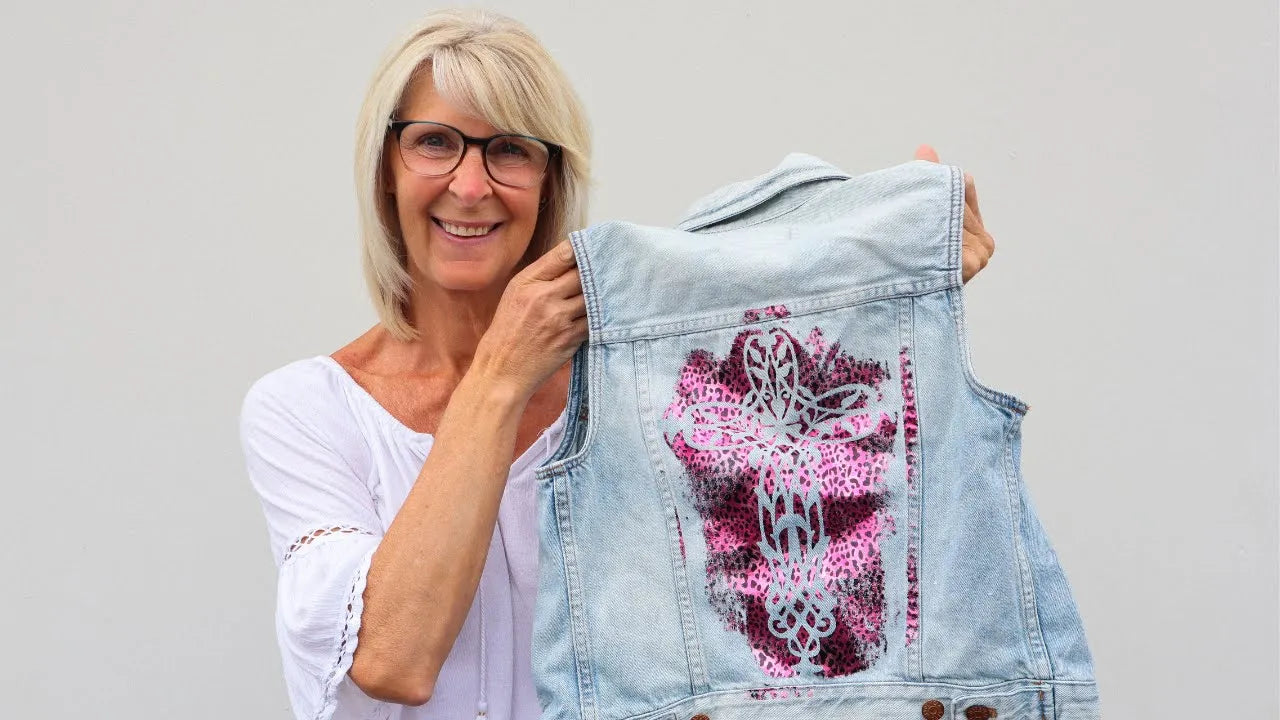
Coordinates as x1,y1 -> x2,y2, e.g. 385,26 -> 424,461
619,679 -> 1100,720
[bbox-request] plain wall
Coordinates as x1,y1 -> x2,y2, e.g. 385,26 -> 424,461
4,0 -> 1276,717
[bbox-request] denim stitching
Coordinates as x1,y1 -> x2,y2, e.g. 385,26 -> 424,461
555,471 -> 599,720
633,339 -> 711,693
1005,413 -> 1054,680
594,276 -> 954,344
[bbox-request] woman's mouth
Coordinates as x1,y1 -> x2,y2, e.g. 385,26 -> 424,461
432,217 -> 502,243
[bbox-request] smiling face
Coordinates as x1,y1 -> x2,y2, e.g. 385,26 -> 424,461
384,70 -> 546,295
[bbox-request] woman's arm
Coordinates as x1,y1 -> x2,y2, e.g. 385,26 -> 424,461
349,367 -> 526,705
349,240 -> 587,705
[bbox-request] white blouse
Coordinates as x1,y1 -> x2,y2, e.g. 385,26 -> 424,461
239,355 -> 568,720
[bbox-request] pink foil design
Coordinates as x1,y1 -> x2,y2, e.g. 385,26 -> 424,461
662,323 -> 900,677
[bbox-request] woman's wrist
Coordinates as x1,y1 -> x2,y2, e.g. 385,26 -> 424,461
461,357 -> 530,414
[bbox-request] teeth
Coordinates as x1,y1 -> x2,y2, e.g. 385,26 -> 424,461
439,220 -> 497,237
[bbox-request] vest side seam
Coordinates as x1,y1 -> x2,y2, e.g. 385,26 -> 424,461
1001,413 -> 1054,680
553,470 -> 600,720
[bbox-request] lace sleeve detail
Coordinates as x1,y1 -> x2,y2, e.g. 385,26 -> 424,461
240,373 -> 392,720
283,525 -> 378,565
316,543 -> 380,720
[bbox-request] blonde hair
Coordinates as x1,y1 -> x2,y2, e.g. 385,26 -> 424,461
354,7 -> 592,341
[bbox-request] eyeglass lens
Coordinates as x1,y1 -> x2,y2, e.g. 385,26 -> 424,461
398,123 -> 550,188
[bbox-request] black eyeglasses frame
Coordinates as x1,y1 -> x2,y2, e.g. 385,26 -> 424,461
386,119 -> 561,188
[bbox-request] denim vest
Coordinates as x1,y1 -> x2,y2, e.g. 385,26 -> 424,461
531,155 -> 1101,720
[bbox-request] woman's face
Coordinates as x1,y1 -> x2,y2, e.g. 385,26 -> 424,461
385,73 -> 545,295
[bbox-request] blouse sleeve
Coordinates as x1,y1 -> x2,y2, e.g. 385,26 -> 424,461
239,371 -> 395,720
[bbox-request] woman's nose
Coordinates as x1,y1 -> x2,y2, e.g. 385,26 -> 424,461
447,145 -> 493,205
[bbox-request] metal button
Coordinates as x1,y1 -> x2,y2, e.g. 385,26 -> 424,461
921,699 -> 945,720
964,706 -> 998,720
691,715 -> 711,720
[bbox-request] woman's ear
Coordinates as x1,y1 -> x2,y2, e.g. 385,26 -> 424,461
538,175 -> 553,211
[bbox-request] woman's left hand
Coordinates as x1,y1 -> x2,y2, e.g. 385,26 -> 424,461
914,144 -> 994,284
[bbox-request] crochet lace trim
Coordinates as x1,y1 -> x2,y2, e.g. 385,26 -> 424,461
282,525 -> 376,564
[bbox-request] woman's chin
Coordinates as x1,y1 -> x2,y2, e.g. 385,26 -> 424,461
428,262 -> 508,292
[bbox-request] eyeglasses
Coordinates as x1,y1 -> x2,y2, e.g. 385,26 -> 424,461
387,119 -> 561,189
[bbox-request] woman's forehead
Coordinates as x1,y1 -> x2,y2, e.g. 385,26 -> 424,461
400,70 -> 496,136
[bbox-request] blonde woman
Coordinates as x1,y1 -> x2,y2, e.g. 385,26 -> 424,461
239,8 -> 996,720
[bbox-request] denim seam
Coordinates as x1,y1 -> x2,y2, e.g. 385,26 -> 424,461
899,296 -> 924,682
998,415 -> 1037,677
1002,415 -> 1053,680
554,472 -> 599,720
953,685 -> 1050,702
593,276 -> 953,344
537,333 -> 602,476
548,472 -> 584,720
624,678 -> 1093,720
633,339 -> 711,694
571,228 -> 604,345
946,163 -> 965,292
676,167 -> 850,231
1013,414 -> 1055,679
675,166 -> 844,228
536,345 -> 590,477
687,175 -> 849,234
944,286 -> 1023,415
942,165 -> 1030,416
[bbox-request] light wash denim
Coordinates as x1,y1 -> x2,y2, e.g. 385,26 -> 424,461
531,154 -> 1101,720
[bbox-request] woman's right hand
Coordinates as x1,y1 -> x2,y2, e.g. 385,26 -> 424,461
474,238 -> 588,403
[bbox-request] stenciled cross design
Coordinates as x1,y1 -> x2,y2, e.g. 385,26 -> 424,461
668,327 -> 892,675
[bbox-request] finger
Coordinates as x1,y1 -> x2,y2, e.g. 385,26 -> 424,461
914,144 -> 940,163
566,314 -> 590,348
963,211 -> 994,257
961,244 -> 989,283
548,266 -> 584,299
528,238 -> 577,281
964,172 -> 984,226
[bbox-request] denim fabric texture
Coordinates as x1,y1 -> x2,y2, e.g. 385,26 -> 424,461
530,154 -> 1101,720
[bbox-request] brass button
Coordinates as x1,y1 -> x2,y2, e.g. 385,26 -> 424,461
964,706 -> 998,720
691,715 -> 711,720
921,699 -> 945,720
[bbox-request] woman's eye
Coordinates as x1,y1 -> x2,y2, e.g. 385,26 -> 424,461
495,141 -> 529,157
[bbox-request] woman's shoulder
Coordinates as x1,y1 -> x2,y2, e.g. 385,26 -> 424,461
243,355 -> 343,409
239,354 -> 365,445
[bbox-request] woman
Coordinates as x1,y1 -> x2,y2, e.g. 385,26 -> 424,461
240,8 -> 996,720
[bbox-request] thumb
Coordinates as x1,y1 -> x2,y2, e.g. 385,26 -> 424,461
914,144 -> 940,163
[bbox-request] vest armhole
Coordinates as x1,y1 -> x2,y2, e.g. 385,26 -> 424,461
944,285 -> 1032,416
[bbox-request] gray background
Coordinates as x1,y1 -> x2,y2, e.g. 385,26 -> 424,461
4,0 -> 1276,717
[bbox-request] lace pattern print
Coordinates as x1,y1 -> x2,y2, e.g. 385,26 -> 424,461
662,323 -> 899,678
